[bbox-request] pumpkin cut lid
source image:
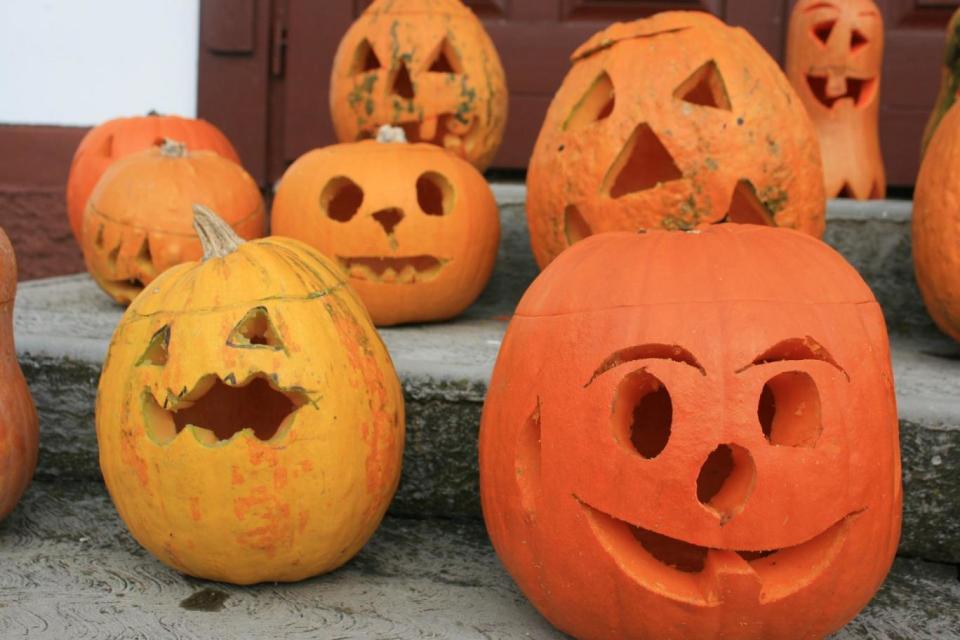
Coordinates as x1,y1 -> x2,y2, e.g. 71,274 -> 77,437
361,0 -> 476,18
515,225 -> 878,318
572,11 -> 729,61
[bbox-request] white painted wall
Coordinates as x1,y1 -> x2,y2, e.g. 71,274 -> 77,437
0,0 -> 200,126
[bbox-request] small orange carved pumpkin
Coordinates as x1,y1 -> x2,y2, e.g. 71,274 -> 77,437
526,12 -> 825,269
67,114 -> 239,243
272,127 -> 500,326
480,225 -> 901,639
81,140 -> 264,305
329,0 -> 508,171
786,0 -> 886,200
0,228 -> 38,522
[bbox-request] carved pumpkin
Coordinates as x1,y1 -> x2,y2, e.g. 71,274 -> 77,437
81,140 -> 264,305
0,228 -> 38,522
525,12 -> 825,269
329,0 -> 508,171
786,0 -> 885,200
922,8 -> 960,156
67,114 -> 239,242
913,103 -> 960,342
480,225 -> 901,639
272,126 -> 500,326
96,206 -> 404,584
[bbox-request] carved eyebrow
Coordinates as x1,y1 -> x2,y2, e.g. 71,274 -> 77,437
735,336 -> 848,379
585,344 -> 705,387
803,2 -> 838,12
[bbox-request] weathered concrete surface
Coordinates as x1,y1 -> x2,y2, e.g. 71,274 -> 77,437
1,481 -> 958,640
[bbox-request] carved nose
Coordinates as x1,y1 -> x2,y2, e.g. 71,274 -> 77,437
372,208 -> 404,234
696,443 -> 756,524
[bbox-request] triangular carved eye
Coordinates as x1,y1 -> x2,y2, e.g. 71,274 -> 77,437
674,60 -> 731,111
139,325 -> 170,366
427,38 -> 462,73
563,71 -> 615,132
391,61 -> 415,99
813,20 -> 836,44
228,307 -> 284,350
850,29 -> 868,52
604,123 -> 683,198
351,39 -> 381,74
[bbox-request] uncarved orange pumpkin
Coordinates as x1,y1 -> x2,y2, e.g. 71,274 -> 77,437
329,0 -> 508,171
786,0 -> 886,200
81,140 -> 264,305
913,103 -> 960,342
526,12 -> 826,269
0,227 -> 38,522
272,127 -> 500,326
480,225 -> 901,639
66,114 -> 240,243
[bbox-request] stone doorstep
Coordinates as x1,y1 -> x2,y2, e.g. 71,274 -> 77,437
1,481 -> 959,640
13,274 -> 960,566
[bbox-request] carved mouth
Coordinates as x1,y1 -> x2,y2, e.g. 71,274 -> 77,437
805,74 -> 876,109
143,373 -> 309,446
580,499 -> 861,605
337,255 -> 446,283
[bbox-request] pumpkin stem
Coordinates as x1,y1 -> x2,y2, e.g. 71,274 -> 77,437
147,109 -> 160,116
159,138 -> 187,158
193,204 -> 245,260
376,124 -> 408,144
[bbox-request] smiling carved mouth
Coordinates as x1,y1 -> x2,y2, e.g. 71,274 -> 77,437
337,255 -> 446,283
806,74 -> 876,109
143,373 -> 308,446
580,499 -> 862,605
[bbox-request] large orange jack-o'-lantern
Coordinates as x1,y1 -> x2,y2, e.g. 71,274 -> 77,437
786,0 -> 886,200
272,126 -> 499,326
526,12 -> 825,269
480,225 -> 901,639
329,0 -> 508,171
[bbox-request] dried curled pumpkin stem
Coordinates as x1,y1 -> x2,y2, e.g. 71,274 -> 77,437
192,204 -> 245,260
375,124 -> 408,144
159,138 -> 187,158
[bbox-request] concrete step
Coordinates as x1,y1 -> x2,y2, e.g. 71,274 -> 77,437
11,188 -> 960,566
1,480 -> 958,639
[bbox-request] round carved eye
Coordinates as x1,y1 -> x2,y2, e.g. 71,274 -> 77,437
757,371 -> 822,447
321,176 -> 364,222
614,370 -> 672,459
416,172 -> 454,216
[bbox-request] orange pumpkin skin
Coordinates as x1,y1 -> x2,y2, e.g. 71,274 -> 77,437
526,12 -> 826,269
0,228 -> 39,521
913,103 -> 960,342
271,136 -> 499,326
66,115 -> 240,242
329,0 -> 508,171
786,0 -> 886,200
81,141 -> 264,305
480,226 -> 901,639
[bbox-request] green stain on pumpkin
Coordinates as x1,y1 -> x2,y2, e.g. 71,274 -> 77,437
760,186 -> 788,214
705,158 -> 718,171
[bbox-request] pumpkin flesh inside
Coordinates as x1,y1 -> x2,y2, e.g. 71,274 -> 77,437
337,255 -> 446,283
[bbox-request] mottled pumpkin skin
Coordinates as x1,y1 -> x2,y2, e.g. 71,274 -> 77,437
913,104 -> 960,342
97,236 -> 404,584
67,115 -> 239,242
0,228 -> 38,522
526,12 -> 825,269
786,0 -> 885,200
81,145 -> 264,305
272,139 -> 499,325
922,8 -> 960,156
480,226 -> 900,639
329,0 -> 508,171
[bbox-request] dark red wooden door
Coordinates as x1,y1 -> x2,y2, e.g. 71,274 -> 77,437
199,0 -> 958,187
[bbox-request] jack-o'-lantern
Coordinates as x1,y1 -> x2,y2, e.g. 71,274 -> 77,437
786,0 -> 885,200
0,227 -> 38,522
922,8 -> 960,156
272,126 -> 500,326
329,0 -> 508,171
67,113 -> 239,242
480,225 -> 901,639
96,206 -> 404,585
913,103 -> 960,342
81,139 -> 264,305
526,12 -> 825,269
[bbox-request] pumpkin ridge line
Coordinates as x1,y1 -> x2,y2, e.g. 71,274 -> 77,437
513,298 -> 879,318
